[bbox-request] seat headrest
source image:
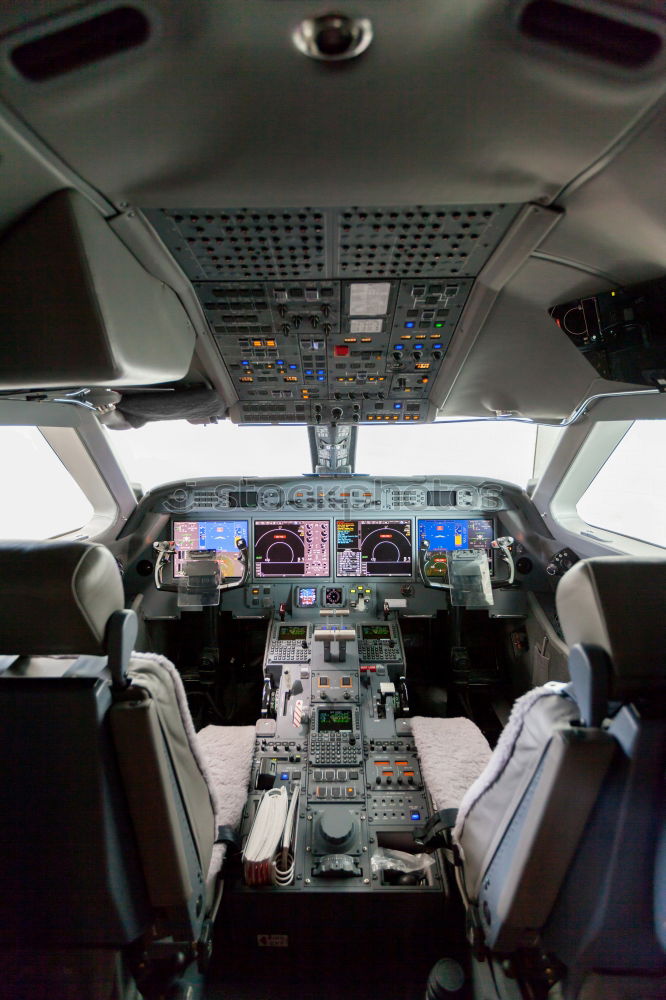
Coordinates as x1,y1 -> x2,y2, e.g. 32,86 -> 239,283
556,556 -> 666,700
0,541 -> 124,656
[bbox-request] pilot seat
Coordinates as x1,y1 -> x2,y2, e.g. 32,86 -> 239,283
0,540 -> 255,1000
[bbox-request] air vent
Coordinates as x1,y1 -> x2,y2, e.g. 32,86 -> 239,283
146,204 -> 519,282
10,7 -> 150,81
162,488 -> 193,513
192,490 -> 219,509
519,1 -> 662,69
336,207 -> 505,278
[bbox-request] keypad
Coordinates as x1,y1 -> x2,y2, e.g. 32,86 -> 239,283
358,640 -> 402,662
309,733 -> 361,766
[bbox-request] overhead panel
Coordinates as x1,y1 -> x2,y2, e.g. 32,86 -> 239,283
146,204 -> 519,424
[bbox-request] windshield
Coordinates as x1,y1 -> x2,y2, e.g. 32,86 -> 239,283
106,419 -> 549,492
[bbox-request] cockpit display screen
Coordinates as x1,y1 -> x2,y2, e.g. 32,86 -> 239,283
417,519 -> 494,579
361,625 -> 391,640
278,625 -> 307,641
173,520 -> 248,579
254,520 -> 329,577
336,520 -> 412,577
318,708 -> 353,732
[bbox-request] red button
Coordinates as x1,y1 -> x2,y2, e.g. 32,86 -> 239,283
334,345 -> 350,357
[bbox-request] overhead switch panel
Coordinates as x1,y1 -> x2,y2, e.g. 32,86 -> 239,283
146,203 -> 519,423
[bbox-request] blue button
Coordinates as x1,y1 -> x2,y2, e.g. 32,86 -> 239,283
394,403 -> 402,410
394,344 -> 404,351
241,360 -> 250,365
276,359 -> 284,365
289,363 -> 297,369
318,376 -> 326,381
410,811 -> 421,821
305,370 -> 313,376
280,772 -> 289,781
405,321 -> 415,329
433,343 -> 442,349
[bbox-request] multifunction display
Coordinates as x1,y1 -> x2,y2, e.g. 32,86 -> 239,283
278,625 -> 308,641
254,520 -> 329,577
318,708 -> 354,732
361,625 -> 391,640
417,518 -> 494,578
336,520 -> 412,577
173,520 -> 248,579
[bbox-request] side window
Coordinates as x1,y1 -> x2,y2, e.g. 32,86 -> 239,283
576,420 -> 666,548
0,426 -> 93,539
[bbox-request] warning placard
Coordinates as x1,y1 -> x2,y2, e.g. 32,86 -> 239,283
257,933 -> 289,948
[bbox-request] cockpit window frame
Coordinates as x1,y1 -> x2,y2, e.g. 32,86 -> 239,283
0,399 -> 136,544
532,393 -> 666,558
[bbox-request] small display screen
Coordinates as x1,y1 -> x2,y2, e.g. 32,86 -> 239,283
173,520 -> 248,579
336,520 -> 412,577
278,625 -> 307,641
297,586 -> 318,607
254,520 -> 329,577
318,708 -> 353,732
417,518 -> 494,579
361,625 -> 391,640
324,586 -> 343,607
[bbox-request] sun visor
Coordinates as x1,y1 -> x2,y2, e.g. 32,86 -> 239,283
0,189 -> 195,390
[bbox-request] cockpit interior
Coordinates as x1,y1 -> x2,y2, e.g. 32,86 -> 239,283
0,3 -> 665,999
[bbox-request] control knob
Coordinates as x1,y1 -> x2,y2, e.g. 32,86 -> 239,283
319,811 -> 355,847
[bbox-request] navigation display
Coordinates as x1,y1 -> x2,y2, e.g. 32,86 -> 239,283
254,520 -> 329,577
173,520 -> 248,579
336,520 -> 412,577
417,518 -> 494,579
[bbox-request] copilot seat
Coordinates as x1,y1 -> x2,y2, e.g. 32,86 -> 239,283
413,557 -> 666,999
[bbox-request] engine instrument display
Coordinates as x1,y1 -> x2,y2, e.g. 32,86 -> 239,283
417,518 -> 494,578
254,520 -> 329,577
336,520 -> 412,577
173,520 -> 248,579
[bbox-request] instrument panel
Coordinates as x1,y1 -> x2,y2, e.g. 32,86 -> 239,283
167,514 -> 496,582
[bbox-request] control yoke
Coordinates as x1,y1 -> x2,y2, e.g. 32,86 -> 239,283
418,538 -> 449,591
153,537 -> 249,607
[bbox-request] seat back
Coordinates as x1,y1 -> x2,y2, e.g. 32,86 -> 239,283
454,557 -> 666,995
0,541 -> 217,994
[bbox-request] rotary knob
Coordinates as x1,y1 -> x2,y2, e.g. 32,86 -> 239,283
318,810 -> 355,847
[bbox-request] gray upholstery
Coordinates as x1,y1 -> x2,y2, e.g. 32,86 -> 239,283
556,556 -> 666,699
0,540 -> 124,655
0,540 -> 254,943
454,685 -> 582,903
0,189 -> 195,390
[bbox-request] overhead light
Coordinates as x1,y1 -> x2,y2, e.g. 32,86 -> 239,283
293,14 -> 373,62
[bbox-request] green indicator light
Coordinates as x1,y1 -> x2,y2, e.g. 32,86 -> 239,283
435,322 -> 444,328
